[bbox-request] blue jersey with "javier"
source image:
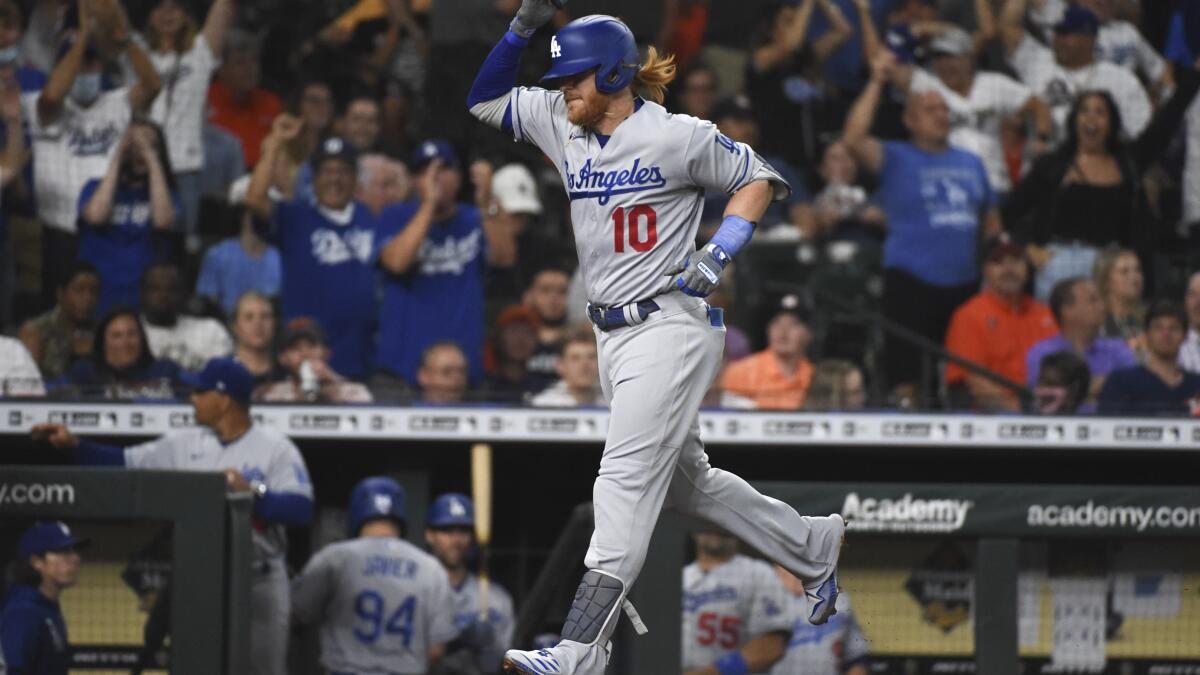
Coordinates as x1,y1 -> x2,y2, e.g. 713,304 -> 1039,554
374,201 -> 486,384
877,142 -> 994,287
274,199 -> 378,378
77,179 -> 183,313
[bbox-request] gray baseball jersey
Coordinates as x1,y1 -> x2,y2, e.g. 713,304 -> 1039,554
291,537 -> 459,674
505,89 -> 789,306
681,555 -> 794,669
450,573 -> 516,661
123,424 -> 312,562
770,593 -> 869,675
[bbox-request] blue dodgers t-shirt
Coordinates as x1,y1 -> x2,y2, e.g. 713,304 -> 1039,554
76,179 -> 184,312
877,142 -> 994,287
195,238 -> 282,316
374,201 -> 486,383
274,199 -> 377,379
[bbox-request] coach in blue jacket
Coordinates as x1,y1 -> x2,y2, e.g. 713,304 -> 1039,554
0,521 -> 89,675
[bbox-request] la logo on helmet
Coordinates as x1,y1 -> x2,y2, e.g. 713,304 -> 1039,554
550,36 -> 561,58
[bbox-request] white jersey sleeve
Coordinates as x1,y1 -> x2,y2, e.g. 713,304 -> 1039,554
1102,64 -> 1152,138
123,429 -> 196,469
1009,33 -> 1054,87
509,86 -> 569,166
259,429 -> 314,499
683,118 -> 791,202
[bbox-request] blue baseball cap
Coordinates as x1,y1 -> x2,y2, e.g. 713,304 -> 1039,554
311,136 -> 358,172
19,521 -> 89,559
411,139 -> 458,171
180,357 -> 255,402
1054,5 -> 1099,35
427,493 -> 475,528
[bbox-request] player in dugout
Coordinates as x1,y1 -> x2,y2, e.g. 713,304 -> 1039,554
29,356 -> 313,675
292,477 -> 459,675
426,493 -> 516,675
0,521 -> 88,675
680,530 -> 792,675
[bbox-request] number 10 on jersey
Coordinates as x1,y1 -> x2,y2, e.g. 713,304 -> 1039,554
612,205 -> 657,253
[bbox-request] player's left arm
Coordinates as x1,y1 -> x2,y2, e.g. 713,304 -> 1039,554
671,123 -> 790,297
290,547 -> 335,626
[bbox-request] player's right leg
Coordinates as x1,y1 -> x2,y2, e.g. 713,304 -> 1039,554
504,297 -> 720,674
667,422 -> 845,624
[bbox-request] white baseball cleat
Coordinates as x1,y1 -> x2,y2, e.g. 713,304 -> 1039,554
805,513 -> 845,625
504,648 -> 567,674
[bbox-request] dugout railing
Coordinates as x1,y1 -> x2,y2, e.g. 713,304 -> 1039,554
0,467 -> 252,675
619,482 -> 1200,675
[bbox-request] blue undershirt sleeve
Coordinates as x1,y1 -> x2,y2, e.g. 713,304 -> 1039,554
253,492 -> 314,528
74,439 -> 126,466
467,31 -> 528,132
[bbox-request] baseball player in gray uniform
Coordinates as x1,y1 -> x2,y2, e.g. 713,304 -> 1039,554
771,568 -> 869,675
681,533 -> 793,674
31,357 -> 314,675
467,7 -> 845,675
292,477 -> 459,675
425,493 -> 515,674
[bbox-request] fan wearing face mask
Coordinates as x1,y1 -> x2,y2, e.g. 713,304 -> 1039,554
24,0 -> 161,312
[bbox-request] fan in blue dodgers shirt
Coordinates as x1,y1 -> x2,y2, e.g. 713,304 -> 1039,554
245,114 -> 377,379
374,140 -> 517,387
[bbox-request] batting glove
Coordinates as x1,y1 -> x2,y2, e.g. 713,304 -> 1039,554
510,0 -> 564,38
669,244 -> 730,298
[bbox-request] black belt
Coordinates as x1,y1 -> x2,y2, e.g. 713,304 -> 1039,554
586,300 -> 660,332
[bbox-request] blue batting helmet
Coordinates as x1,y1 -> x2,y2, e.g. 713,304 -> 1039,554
427,493 -> 475,529
347,477 -> 407,536
541,15 -> 639,95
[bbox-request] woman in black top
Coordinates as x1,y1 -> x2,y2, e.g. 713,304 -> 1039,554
1003,59 -> 1200,301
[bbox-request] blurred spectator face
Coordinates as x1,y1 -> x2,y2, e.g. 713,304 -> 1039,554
679,67 -> 717,120
767,313 -> 812,360
842,368 -> 867,410
30,549 -> 81,589
190,388 -> 233,427
693,532 -> 738,558
1145,315 -> 1186,361
930,53 -> 972,93
60,272 -> 100,324
984,253 -> 1027,299
559,69 -> 607,127
418,345 -> 468,402
104,315 -> 143,370
141,266 -> 182,324
1185,273 -> 1200,330
232,295 -> 274,351
525,270 -> 570,326
148,0 -> 188,40
1052,31 -> 1096,68
425,526 -> 472,569
1062,280 -> 1105,333
716,114 -> 758,146
558,340 -> 598,390
313,158 -> 356,210
300,83 -> 335,134
356,155 -> 407,215
499,319 -> 538,363
819,141 -> 858,185
220,47 -> 260,96
1104,252 -> 1143,305
433,164 -> 461,212
0,13 -> 21,51
342,99 -> 381,151
1074,93 -> 1113,151
278,337 -> 329,375
903,91 -> 951,145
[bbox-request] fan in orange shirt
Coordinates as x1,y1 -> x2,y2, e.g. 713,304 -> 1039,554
944,235 -> 1058,411
721,294 -> 815,410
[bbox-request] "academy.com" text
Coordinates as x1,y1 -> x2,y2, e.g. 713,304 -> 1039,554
1027,501 -> 1200,532
0,482 -> 76,506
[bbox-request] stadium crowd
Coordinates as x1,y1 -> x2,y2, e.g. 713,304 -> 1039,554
0,0 -> 1195,416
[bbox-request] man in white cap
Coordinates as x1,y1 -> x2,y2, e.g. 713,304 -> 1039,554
487,163 -> 574,306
